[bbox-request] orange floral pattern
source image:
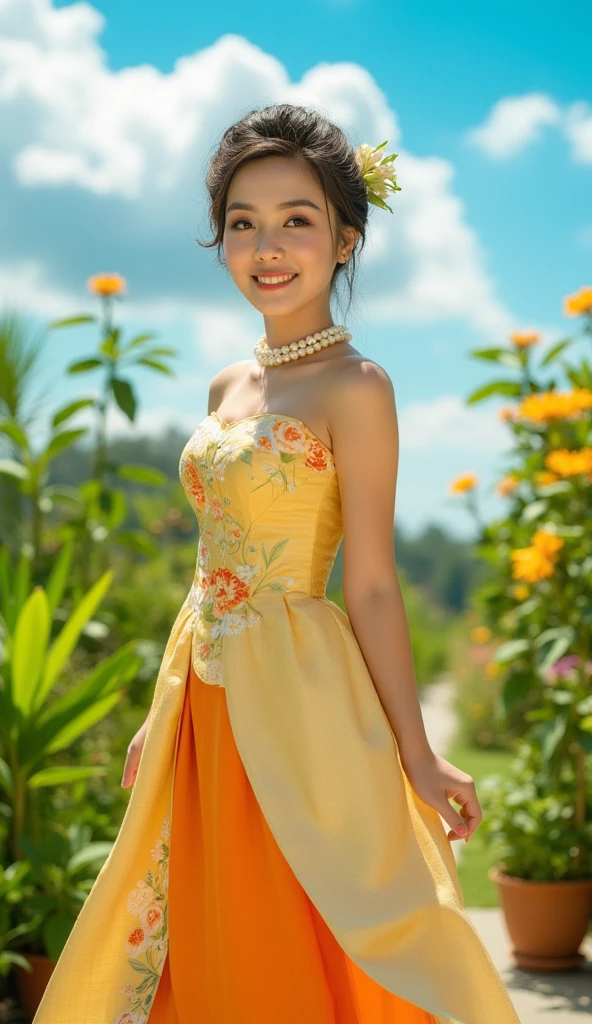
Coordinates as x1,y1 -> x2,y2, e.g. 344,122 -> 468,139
115,815 -> 170,1023
178,414 -> 335,685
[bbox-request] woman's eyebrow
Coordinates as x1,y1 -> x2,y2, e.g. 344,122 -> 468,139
226,198 -> 322,214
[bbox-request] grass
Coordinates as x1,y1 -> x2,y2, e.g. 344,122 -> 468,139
445,736 -> 514,907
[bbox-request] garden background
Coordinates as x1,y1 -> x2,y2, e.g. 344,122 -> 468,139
0,0 -> 591,1019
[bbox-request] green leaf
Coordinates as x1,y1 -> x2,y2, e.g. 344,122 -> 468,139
495,638 -> 530,663
67,358 -> 104,374
123,332 -> 158,351
0,758 -> 13,797
30,643 -> 140,759
44,692 -> 122,755
0,421 -> 29,450
12,588 -> 51,718
40,429 -> 87,468
45,538 -> 75,615
67,842 -> 113,873
520,500 -> 548,524
114,531 -> 158,556
466,380 -> 522,405
47,315 -> 97,329
115,464 -> 168,486
540,715 -> 567,761
100,328 -> 121,358
36,570 -> 113,709
0,459 -> 28,481
469,347 -> 508,363
501,673 -> 533,712
43,911 -> 75,964
27,765 -> 107,789
540,338 -> 573,367
111,377 -> 136,421
135,358 -> 173,375
537,632 -> 575,673
51,399 -> 95,428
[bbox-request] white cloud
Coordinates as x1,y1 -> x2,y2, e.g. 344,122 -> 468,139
465,92 -> 592,168
397,394 -> 508,453
0,0 -> 514,354
464,93 -> 561,159
562,100 -> 592,164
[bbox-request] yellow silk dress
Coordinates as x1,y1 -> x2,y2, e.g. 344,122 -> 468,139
32,411 -> 520,1024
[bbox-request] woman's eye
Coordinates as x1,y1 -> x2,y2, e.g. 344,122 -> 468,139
229,216 -> 310,230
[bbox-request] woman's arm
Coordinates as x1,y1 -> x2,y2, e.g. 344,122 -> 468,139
328,359 -> 480,843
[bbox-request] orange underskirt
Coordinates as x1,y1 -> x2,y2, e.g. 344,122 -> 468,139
150,660 -> 437,1023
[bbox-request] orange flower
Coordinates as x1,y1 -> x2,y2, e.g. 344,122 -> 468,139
517,388 -> 592,423
563,286 -> 592,317
498,405 -> 516,422
510,528 -> 564,582
534,470 -> 558,486
510,330 -> 540,348
449,472 -> 478,494
87,272 -> 127,297
532,528 -> 564,556
471,626 -> 492,644
484,661 -> 502,679
512,584 -> 530,601
305,439 -> 330,472
545,447 -> 592,477
497,474 -> 519,496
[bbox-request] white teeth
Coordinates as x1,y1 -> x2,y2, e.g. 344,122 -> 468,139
256,274 -> 296,284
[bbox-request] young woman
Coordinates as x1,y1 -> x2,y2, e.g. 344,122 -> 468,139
33,104 -> 520,1024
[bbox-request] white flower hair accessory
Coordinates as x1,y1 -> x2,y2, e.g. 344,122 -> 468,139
354,140 -> 401,214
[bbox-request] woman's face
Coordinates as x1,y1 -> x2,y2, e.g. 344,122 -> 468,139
222,156 -> 349,316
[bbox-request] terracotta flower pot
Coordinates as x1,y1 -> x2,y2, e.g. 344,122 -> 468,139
489,866 -> 592,971
13,953 -> 55,1021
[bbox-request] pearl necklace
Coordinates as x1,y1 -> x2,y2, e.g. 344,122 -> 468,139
254,324 -> 352,366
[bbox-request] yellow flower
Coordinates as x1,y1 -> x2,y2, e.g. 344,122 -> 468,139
563,286 -> 592,317
449,472 -> 478,494
510,330 -> 540,348
512,584 -> 530,601
534,470 -> 558,486
484,661 -> 502,679
497,474 -> 519,496
545,447 -> 592,477
510,528 -> 564,582
471,626 -> 492,644
354,141 -> 401,213
87,272 -> 127,297
517,388 -> 592,423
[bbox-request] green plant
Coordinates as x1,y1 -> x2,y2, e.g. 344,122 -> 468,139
9,823 -> 114,963
480,739 -> 592,881
0,540 -> 141,864
449,284 -> 592,878
0,861 -> 37,976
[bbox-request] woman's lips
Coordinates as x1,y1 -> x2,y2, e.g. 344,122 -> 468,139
252,274 -> 299,291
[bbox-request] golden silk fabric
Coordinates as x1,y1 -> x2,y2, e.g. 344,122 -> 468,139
32,411 -> 519,1024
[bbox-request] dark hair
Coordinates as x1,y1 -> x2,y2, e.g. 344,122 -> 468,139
197,103 -> 369,320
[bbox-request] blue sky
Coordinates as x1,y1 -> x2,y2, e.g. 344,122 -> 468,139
2,0 -> 591,538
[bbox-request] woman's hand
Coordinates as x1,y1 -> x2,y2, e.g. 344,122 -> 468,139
121,715 -> 151,789
402,750 -> 481,843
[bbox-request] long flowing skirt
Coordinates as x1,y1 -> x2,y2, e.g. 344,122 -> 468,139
149,659 -> 437,1023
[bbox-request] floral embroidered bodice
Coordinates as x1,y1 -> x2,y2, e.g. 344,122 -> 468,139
179,411 -> 343,685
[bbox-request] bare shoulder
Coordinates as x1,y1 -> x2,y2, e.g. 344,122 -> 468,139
207,359 -> 252,412
326,354 -> 397,439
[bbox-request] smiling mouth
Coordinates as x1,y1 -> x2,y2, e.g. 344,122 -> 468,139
252,274 -> 299,290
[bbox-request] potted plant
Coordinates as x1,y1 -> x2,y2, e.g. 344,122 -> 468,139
481,737 -> 592,970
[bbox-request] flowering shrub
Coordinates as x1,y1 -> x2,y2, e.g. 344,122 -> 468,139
449,285 -> 592,876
